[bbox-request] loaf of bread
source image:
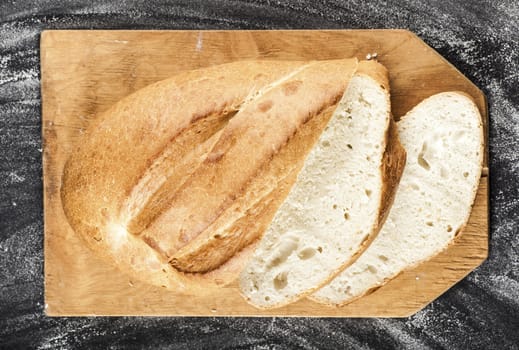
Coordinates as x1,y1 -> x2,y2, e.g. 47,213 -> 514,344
238,61 -> 406,309
61,59 -> 358,293
311,92 -> 484,306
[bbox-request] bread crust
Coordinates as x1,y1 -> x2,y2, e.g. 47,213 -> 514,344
61,59 -> 358,292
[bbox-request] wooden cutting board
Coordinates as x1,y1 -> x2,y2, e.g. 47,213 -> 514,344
41,30 -> 488,317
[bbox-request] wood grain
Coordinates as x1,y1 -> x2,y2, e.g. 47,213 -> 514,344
41,30 -> 488,317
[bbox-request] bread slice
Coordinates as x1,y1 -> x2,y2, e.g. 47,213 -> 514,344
238,61 -> 406,309
311,92 -> 484,306
61,59 -> 358,293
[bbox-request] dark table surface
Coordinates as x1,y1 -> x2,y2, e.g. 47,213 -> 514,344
1,1 -> 518,349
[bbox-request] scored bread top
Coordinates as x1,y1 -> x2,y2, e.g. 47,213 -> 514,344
61,59 -> 358,293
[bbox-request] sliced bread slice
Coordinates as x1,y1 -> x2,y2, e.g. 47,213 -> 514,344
238,61 -> 406,309
311,92 -> 484,306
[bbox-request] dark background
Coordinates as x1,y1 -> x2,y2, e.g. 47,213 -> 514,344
1,1 -> 518,349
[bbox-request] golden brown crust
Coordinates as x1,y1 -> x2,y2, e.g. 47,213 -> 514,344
355,59 -> 391,92
378,118 -> 407,228
62,61 -> 304,232
125,111 -> 234,235
355,60 -> 406,232
61,59 -> 359,292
